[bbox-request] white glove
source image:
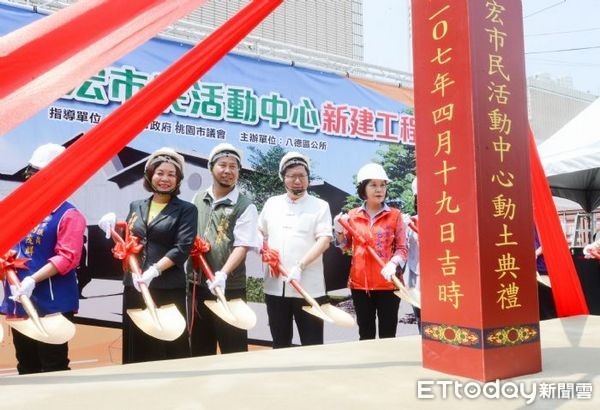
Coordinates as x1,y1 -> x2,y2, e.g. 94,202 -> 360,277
133,264 -> 160,292
10,276 -> 36,301
380,261 -> 397,281
98,212 -> 117,239
333,213 -> 349,233
207,270 -> 227,295
285,264 -> 302,283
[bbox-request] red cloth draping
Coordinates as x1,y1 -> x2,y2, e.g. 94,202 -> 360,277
0,0 -> 283,257
529,128 -> 589,316
0,0 -> 209,134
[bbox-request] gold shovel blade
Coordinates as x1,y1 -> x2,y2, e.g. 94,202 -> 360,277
204,299 -> 238,327
204,298 -> 257,330
7,313 -> 76,344
394,287 -> 421,309
319,303 -> 356,328
227,299 -> 257,330
301,305 -> 334,323
537,272 -> 551,288
127,303 -> 185,341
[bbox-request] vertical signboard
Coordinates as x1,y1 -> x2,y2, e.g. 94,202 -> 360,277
412,0 -> 541,381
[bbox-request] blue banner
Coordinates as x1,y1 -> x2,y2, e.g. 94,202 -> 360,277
0,3 -> 411,195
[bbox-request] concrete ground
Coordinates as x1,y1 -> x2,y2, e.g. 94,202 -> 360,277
1,315 -> 599,409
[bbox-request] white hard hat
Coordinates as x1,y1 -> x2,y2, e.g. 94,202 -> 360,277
411,177 -> 417,195
208,143 -> 242,169
28,143 -> 65,169
356,163 -> 389,184
145,147 -> 185,173
279,151 -> 310,180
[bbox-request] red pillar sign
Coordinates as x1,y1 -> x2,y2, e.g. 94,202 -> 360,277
412,0 -> 541,381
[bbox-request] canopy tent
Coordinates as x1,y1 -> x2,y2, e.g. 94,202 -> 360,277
538,96 -> 600,213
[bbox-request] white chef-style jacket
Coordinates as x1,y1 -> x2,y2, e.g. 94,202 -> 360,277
258,192 -> 332,298
403,215 -> 420,290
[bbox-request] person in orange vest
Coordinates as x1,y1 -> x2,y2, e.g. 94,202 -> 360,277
334,163 -> 407,340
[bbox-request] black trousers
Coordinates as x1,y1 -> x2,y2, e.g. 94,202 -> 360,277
189,286 -> 248,356
12,311 -> 74,375
122,286 -> 190,364
265,294 -> 324,349
413,306 -> 422,335
351,289 -> 400,340
537,273 -> 557,320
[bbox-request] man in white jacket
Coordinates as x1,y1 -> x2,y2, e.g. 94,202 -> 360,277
258,152 -> 332,348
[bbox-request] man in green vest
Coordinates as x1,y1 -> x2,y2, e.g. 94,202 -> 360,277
189,143 -> 260,355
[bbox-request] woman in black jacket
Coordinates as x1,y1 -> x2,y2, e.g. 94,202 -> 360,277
99,147 -> 197,363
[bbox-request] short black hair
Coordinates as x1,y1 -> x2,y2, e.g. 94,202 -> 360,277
357,179 -> 388,201
357,180 -> 369,200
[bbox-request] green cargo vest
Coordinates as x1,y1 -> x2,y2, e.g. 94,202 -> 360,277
193,190 -> 252,290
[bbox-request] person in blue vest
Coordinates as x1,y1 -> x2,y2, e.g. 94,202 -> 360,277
188,143 -> 260,356
1,143 -> 86,374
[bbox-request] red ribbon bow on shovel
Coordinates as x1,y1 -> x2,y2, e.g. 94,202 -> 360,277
190,236 -> 211,267
260,244 -> 284,278
110,227 -> 143,271
0,251 -> 75,344
0,250 -> 30,281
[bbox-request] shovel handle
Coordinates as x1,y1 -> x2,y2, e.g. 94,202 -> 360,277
5,266 -> 22,287
390,275 -> 420,306
213,285 -> 228,304
339,218 -> 414,295
193,253 -> 231,305
276,263 -> 321,309
194,253 -> 216,281
127,254 -> 158,313
4,268 -> 49,335
338,218 -> 387,268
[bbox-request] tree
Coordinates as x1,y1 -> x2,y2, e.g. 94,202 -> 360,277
238,146 -> 321,211
238,145 -> 287,211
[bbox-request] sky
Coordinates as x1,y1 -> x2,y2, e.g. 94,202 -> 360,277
363,0 -> 600,96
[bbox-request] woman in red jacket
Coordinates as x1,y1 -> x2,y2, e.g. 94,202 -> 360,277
334,163 -> 408,340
